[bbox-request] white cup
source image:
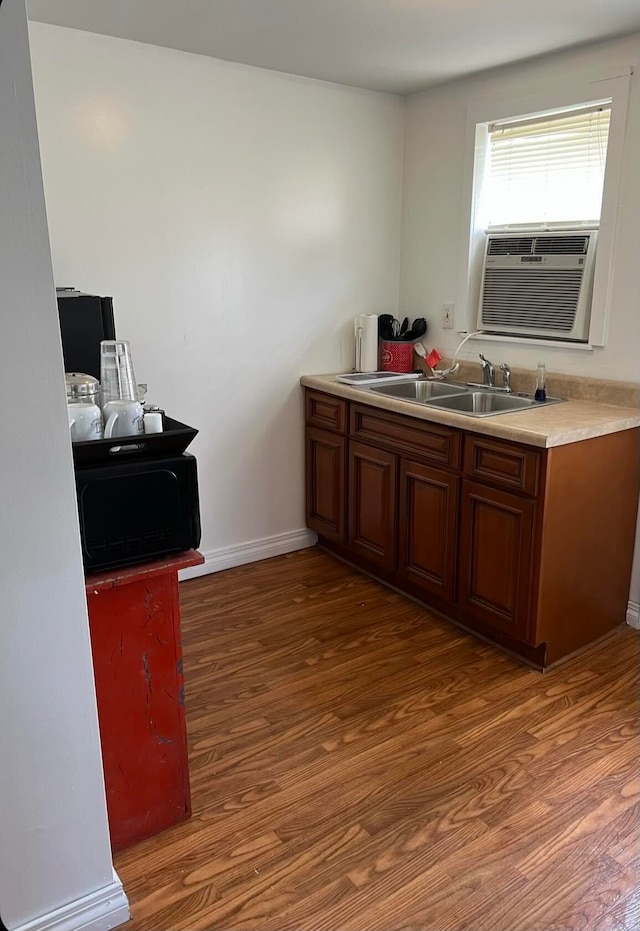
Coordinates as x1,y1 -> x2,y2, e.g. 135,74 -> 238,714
144,411 -> 163,434
68,402 -> 103,441
103,400 -> 144,439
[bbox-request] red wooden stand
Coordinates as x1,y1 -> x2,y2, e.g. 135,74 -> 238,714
85,550 -> 204,852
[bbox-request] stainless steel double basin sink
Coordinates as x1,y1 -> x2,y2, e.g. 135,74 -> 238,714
365,378 -> 563,417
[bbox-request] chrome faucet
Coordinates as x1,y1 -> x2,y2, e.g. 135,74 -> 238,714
468,354 -> 512,392
479,353 -> 495,388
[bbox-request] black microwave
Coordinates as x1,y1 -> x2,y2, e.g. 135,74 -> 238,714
75,453 -> 201,572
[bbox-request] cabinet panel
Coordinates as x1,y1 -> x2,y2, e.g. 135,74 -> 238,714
348,441 -> 397,570
305,390 -> 347,434
464,435 -> 541,496
306,427 -> 347,542
399,459 -> 459,603
459,479 -> 536,641
351,404 -> 460,469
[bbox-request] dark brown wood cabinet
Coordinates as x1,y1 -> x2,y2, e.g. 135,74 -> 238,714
304,387 -> 640,669
348,441 -> 397,570
458,479 -> 536,641
398,459 -> 459,603
305,427 -> 346,543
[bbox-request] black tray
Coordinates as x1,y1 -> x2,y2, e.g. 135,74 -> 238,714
72,415 -> 198,466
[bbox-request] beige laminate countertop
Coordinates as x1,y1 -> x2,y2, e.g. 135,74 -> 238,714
301,374 -> 640,449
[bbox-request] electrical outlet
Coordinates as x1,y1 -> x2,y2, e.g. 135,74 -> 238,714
442,303 -> 454,329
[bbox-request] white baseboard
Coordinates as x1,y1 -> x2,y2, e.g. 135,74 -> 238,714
11,872 -> 129,931
179,527 -> 318,581
627,601 -> 640,629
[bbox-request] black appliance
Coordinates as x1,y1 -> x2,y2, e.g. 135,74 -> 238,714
75,453 -> 201,572
56,288 -> 116,379
59,286 -> 202,573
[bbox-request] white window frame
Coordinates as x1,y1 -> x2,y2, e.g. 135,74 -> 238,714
456,73 -> 631,349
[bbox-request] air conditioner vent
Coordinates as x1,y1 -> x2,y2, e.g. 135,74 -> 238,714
533,235 -> 590,255
487,237 -> 534,256
481,269 -> 581,332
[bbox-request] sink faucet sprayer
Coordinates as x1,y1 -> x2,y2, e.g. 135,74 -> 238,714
424,334 -> 513,392
500,363 -> 512,393
425,331 -> 483,379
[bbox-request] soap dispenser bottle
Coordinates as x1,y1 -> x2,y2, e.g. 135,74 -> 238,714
534,362 -> 547,402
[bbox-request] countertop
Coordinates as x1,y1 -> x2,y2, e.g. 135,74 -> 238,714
301,375 -> 640,449
85,550 -> 204,592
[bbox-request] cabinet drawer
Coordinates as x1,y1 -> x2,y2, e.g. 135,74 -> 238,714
351,404 -> 460,469
464,435 -> 541,497
305,390 -> 348,434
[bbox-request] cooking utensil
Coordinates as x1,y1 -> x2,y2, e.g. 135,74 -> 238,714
406,318 -> 427,340
400,316 -> 409,336
378,315 -> 395,340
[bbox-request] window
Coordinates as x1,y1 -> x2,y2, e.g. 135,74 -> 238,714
484,105 -> 611,230
474,104 -> 611,344
457,74 -> 630,348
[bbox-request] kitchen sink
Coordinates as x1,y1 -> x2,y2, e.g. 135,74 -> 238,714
425,391 -> 542,416
369,380 -> 469,401
362,377 -> 564,416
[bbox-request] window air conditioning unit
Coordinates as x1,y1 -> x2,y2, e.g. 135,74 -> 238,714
477,230 -> 597,342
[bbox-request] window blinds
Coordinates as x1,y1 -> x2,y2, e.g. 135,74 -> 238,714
485,104 -> 611,229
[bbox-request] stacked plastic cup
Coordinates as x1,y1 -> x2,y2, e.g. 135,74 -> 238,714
100,340 -> 139,406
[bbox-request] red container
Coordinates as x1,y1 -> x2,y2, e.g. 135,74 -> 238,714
380,340 -> 415,373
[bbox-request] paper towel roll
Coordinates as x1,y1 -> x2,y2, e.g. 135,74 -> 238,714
354,314 -> 379,372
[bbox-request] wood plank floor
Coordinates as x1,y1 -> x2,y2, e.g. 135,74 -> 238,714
114,547 -> 640,931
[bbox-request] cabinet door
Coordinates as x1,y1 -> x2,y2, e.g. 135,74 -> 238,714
458,479 -> 536,641
398,459 -> 459,604
348,441 -> 397,570
306,427 -> 347,542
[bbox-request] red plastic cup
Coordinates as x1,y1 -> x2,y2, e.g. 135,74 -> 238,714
380,340 -> 415,373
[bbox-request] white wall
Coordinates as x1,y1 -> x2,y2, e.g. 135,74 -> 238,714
400,33 -> 640,382
28,22 -> 405,563
0,2 -> 126,929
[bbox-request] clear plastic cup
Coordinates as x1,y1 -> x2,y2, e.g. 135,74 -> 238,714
100,340 -> 139,405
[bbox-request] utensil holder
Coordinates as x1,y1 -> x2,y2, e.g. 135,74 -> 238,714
380,340 -> 415,373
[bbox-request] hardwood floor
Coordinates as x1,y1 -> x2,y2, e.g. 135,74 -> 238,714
113,547 -> 640,931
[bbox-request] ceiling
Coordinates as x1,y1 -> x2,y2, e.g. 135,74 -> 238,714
26,0 -> 640,95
